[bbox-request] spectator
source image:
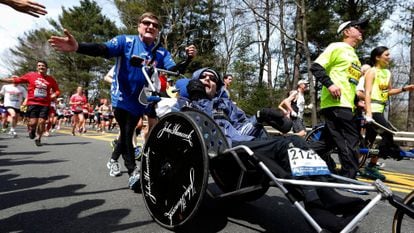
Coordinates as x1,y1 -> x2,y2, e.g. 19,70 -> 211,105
309,19 -> 369,179
0,60 -> 60,146
223,74 -> 233,97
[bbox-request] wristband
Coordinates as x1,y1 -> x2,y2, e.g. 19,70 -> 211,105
402,86 -> 407,92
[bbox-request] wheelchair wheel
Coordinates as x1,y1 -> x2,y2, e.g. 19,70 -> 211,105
210,154 -> 269,202
141,111 -> 209,230
392,190 -> 414,233
305,124 -> 368,169
182,108 -> 269,201
305,124 -> 325,142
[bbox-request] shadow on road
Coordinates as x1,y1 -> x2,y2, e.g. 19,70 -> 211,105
176,193 -> 311,233
0,158 -> 67,167
0,174 -> 69,192
0,199 -> 151,233
0,183 -> 128,210
43,141 -> 91,146
0,151 -> 48,156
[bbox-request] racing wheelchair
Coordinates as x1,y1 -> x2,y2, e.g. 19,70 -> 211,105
139,108 -> 414,233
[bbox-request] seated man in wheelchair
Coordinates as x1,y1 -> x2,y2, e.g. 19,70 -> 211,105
172,67 -> 368,232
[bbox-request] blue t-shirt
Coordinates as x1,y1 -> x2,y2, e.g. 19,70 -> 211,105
105,35 -> 176,116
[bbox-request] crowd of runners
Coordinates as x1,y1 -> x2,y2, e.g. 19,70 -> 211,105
0,80 -> 118,139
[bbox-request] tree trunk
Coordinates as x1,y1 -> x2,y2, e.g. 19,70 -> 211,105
300,0 -> 318,126
407,16 -> 414,131
279,0 -> 290,90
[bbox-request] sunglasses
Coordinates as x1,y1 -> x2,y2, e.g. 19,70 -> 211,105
141,20 -> 159,29
200,73 -> 218,83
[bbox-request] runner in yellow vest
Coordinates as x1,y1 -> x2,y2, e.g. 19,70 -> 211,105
363,46 -> 414,180
309,19 -> 368,179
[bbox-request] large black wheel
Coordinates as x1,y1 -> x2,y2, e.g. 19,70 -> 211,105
392,190 -> 414,233
141,111 -> 209,230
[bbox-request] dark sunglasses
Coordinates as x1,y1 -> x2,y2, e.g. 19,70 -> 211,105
200,73 -> 218,83
141,20 -> 159,29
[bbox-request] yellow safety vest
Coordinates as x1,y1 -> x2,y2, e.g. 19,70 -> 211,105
315,42 -> 361,110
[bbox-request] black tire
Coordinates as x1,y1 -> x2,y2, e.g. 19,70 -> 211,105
305,125 -> 325,143
306,124 -> 368,169
141,112 -> 210,230
392,190 -> 414,233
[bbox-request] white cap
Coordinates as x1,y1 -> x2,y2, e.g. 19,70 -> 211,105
297,80 -> 309,86
337,19 -> 368,34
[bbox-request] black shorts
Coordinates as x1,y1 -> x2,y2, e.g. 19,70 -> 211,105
27,105 -> 49,119
292,117 -> 306,133
5,106 -> 21,114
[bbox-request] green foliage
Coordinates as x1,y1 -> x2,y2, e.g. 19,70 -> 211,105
9,28 -> 53,75
306,0 -> 396,56
47,0 -> 119,99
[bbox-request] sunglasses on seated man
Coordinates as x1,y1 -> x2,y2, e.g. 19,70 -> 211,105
200,72 -> 218,83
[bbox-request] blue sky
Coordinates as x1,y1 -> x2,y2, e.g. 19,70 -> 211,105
0,0 -> 121,75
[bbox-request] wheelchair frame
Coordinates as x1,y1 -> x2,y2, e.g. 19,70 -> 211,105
140,109 -> 414,233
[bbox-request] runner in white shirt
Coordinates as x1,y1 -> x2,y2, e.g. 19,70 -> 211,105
0,78 -> 27,137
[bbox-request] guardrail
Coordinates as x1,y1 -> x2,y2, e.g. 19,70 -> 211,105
264,126 -> 414,143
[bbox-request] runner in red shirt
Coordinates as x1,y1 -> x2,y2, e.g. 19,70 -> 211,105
69,86 -> 87,135
0,60 -> 60,146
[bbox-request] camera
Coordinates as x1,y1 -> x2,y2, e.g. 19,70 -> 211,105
130,55 -> 144,67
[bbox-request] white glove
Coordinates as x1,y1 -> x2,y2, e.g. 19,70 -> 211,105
290,111 -> 298,117
306,103 -> 313,109
365,116 -> 374,123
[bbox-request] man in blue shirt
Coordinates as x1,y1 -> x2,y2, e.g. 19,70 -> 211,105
49,12 -> 197,191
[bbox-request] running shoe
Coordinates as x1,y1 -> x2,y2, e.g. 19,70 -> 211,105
29,128 -> 36,139
8,130 -> 17,138
107,159 -> 121,177
35,139 -> 42,147
361,165 -> 386,181
128,167 -> 141,193
134,146 -> 142,160
376,162 -> 386,169
110,139 -> 118,151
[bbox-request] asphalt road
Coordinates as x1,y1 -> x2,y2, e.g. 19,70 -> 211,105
0,126 -> 413,233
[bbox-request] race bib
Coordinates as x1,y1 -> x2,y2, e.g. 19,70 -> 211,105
288,147 -> 330,177
9,93 -> 19,102
34,88 -> 47,98
348,63 -> 361,85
